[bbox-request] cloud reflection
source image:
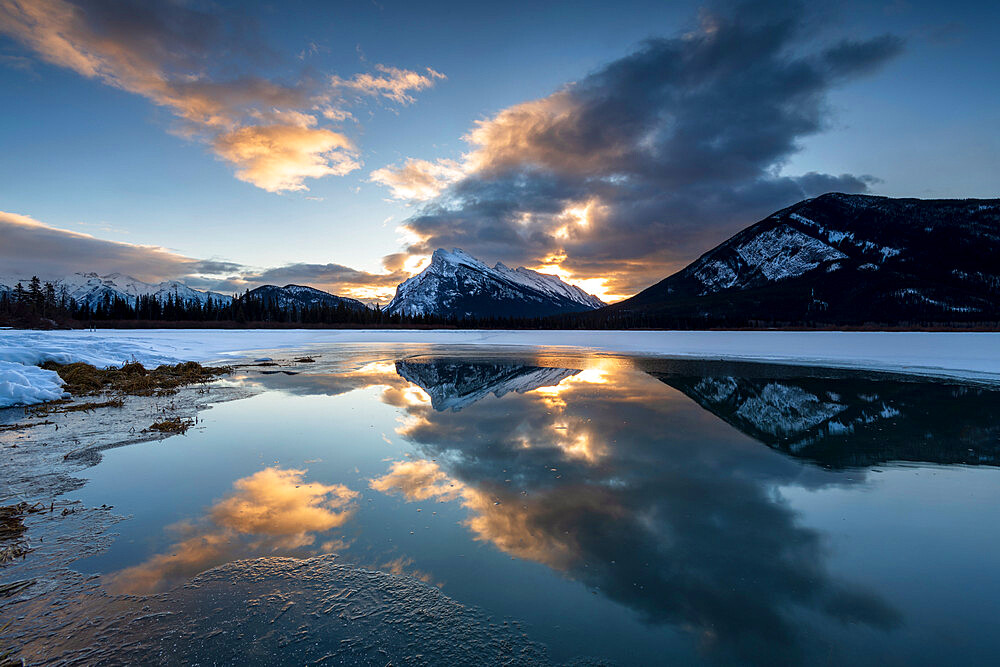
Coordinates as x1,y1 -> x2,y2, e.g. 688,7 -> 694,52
106,467 -> 357,594
373,357 -> 902,663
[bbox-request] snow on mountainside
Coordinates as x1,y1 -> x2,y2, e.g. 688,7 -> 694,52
0,272 -> 232,308
385,248 -> 604,319
611,193 -> 1000,323
395,359 -> 578,411
245,284 -> 368,311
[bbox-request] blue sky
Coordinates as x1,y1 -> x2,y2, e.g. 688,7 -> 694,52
0,0 -> 996,301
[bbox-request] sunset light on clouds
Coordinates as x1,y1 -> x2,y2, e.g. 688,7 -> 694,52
1,0 -> 996,304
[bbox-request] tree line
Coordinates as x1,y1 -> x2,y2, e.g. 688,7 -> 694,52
0,277 -> 461,328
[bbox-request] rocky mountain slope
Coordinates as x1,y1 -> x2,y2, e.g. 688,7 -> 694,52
385,248 -> 604,319
603,193 -> 1000,324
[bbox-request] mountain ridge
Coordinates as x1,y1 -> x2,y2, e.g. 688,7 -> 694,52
596,193 -> 1000,325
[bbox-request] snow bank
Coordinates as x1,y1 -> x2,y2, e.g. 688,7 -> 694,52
2,329 -> 999,408
0,360 -> 66,408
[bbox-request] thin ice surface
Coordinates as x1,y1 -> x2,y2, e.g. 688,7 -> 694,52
9,555 -> 554,666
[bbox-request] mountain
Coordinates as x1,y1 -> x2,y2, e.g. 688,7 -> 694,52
602,193 -> 1000,325
385,248 -> 604,319
395,359 -> 578,411
245,284 -> 369,311
0,272 -> 232,309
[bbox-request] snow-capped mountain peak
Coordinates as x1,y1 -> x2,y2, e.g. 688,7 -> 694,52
385,248 -> 605,319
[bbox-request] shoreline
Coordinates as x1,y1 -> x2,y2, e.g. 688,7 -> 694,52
3,329 -> 1000,389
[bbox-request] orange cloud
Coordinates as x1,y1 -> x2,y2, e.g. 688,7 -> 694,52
0,0 -> 442,192
370,458 -> 617,571
369,158 -> 466,201
213,124 -> 360,193
332,64 -> 446,105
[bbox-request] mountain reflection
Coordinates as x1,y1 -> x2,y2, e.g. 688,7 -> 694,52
395,360 -> 578,411
377,357 -> 909,663
646,361 -> 1000,468
232,355 -> 1000,662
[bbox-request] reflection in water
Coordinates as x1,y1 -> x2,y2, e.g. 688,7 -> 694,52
654,365 -> 1000,467
395,360 -> 578,411
84,353 -> 1000,664
107,467 -> 357,593
375,357 -> 910,663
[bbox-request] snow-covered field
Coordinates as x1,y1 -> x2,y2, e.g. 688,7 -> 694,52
2,328 -> 999,408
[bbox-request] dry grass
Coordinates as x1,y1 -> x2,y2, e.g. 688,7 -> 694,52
0,502 -> 46,565
30,398 -> 124,418
0,421 -> 54,433
147,417 -> 191,434
41,360 -> 231,398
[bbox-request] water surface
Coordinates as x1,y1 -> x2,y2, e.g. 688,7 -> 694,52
61,346 -> 1000,664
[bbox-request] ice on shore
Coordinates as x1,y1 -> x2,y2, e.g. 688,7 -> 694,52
2,328 -> 999,408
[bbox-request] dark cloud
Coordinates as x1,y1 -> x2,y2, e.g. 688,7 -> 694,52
0,210 -> 213,283
233,262 -> 407,300
379,0 -> 902,297
191,259 -> 244,275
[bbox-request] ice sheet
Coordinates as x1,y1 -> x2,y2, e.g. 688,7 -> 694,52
2,329 -> 999,407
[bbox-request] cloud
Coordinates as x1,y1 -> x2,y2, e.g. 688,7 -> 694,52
372,0 -> 902,298
370,158 -> 467,201
232,262 -> 408,301
332,64 -> 446,105
213,124 -> 360,193
0,210 -> 222,282
0,0 -> 443,192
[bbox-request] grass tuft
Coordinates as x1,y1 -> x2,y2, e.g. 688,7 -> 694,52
41,360 -> 230,398
147,417 -> 191,434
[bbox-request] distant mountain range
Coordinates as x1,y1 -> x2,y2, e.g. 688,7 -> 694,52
245,284 -> 368,312
0,272 -> 233,309
0,273 -> 370,313
385,248 -> 605,319
599,193 -> 1000,325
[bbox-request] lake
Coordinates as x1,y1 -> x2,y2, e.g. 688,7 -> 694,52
9,344 -> 1000,664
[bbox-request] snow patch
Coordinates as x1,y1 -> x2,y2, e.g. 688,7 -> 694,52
734,225 -> 847,281
0,360 -> 67,408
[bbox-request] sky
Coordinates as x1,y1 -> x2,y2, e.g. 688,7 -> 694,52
0,0 -> 997,303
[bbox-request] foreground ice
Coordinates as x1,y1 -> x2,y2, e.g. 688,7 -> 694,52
1,328 -> 999,407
